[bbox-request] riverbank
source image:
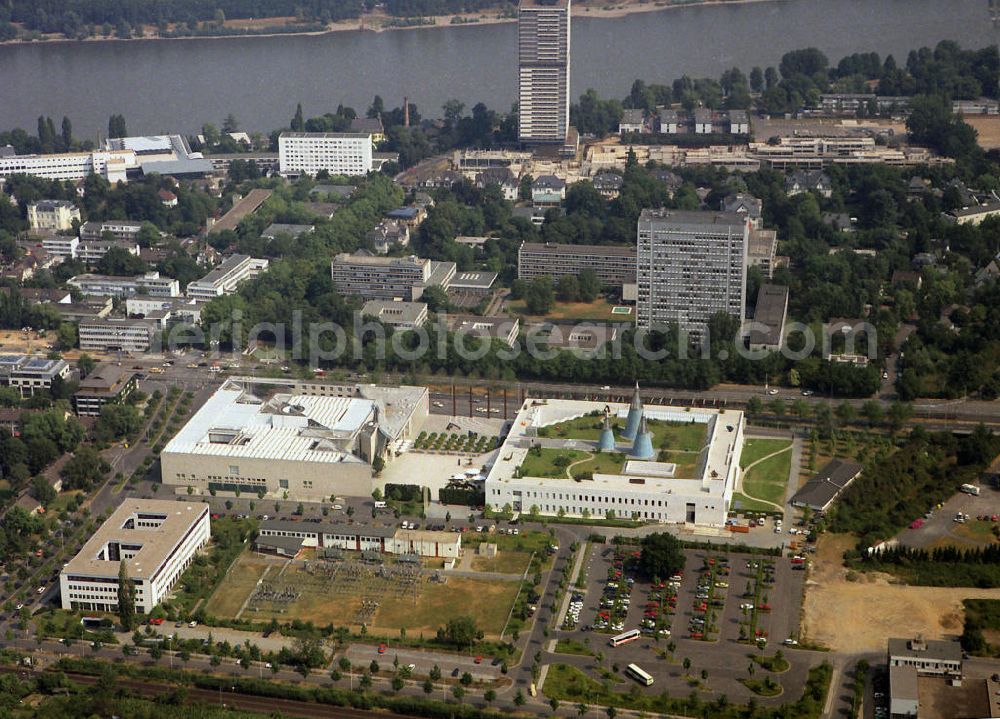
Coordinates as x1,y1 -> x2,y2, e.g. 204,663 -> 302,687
0,0 -> 783,46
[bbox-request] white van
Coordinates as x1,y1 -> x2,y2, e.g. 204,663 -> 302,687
374,501 -> 387,509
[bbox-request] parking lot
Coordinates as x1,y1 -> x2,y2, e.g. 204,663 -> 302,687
549,541 -> 814,705
896,485 -> 1000,550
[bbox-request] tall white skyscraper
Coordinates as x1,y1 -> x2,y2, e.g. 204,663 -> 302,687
518,0 -> 571,144
636,209 -> 749,340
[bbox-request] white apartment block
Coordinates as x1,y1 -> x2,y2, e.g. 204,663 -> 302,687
27,200 -> 81,231
41,235 -> 79,259
126,296 -> 205,325
636,209 -> 749,339
60,500 -> 210,614
78,318 -> 157,353
68,272 -> 180,298
80,220 -> 145,243
0,149 -> 136,183
278,132 -> 374,177
186,254 -> 268,300
518,0 -> 571,144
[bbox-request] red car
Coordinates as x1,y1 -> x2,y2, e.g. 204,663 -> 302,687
149,618 -> 164,626
689,631 -> 704,639
377,643 -> 387,654
474,656 -> 483,664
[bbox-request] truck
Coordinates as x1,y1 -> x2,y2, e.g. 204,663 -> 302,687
728,524 -> 750,534
960,484 -> 981,496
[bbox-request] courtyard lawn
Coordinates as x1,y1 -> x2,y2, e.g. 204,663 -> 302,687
570,452 -> 627,478
203,555 -> 270,619
538,414 -> 709,453
519,447 -> 589,478
740,438 -> 793,469
507,298 -> 622,322
742,446 -> 792,506
656,450 -> 702,477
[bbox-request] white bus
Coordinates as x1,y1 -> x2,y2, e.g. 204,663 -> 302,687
625,663 -> 654,686
960,484 -> 981,496
609,629 -> 641,647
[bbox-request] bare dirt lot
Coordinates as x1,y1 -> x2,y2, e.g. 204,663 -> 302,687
801,534 -> 998,653
965,116 -> 1000,150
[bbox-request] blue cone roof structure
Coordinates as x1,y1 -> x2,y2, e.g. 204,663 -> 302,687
631,414 -> 655,460
622,382 -> 643,440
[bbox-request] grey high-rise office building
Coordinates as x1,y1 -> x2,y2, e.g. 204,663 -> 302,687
636,209 -> 749,339
518,0 -> 571,144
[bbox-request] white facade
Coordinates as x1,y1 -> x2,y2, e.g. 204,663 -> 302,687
186,255 -> 268,300
278,132 -> 373,177
126,296 -> 205,325
77,241 -> 139,264
42,235 -> 79,259
518,0 -> 571,144
0,150 -> 136,182
28,201 -> 80,231
78,319 -> 157,352
486,398 -> 744,527
60,500 -> 210,614
0,355 -> 71,398
636,209 -> 748,340
80,220 -> 144,242
69,272 -> 180,298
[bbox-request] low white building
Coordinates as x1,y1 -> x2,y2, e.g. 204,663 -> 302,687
255,521 -> 461,559
41,235 -> 79,260
68,272 -> 180,298
0,355 -> 71,398
28,200 -> 80,231
887,637 -> 963,677
186,254 -> 268,300
485,389 -> 745,527
78,318 -> 157,353
60,500 -> 210,614
77,240 -> 140,264
0,149 -> 136,183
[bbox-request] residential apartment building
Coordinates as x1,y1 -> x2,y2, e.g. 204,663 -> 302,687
68,272 -> 180,298
73,364 -> 137,416
78,318 -> 157,353
76,240 -> 140,264
126,296 -> 206,325
517,0 -> 571,144
60,500 -> 210,614
79,220 -> 145,243
27,200 -> 81,231
636,209 -> 748,339
518,241 -> 637,286
330,252 -> 455,301
278,132 -> 374,177
41,235 -> 79,260
185,255 -> 269,300
0,355 -> 71,398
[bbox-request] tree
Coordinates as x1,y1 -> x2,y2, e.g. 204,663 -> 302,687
222,114 -> 240,134
514,689 -> 525,706
682,657 -> 692,673
30,476 -> 55,506
422,679 -> 434,694
291,103 -> 305,131
557,275 -> 580,303
108,114 -> 127,139
524,277 -> 555,315
77,354 -> 96,379
749,66 -> 764,93
437,616 -> 481,649
639,533 -> 685,579
578,269 -> 601,303
117,560 -> 136,630
452,685 -> 465,700
429,664 -> 441,681
60,117 -> 73,148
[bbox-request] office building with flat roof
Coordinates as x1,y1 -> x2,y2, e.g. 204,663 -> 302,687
78,318 -> 157,353
361,300 -> 429,329
68,272 -> 180,298
636,209 -> 749,339
79,220 -> 145,243
518,241 -> 636,286
747,284 -> 789,352
73,364 -> 137,416
76,240 -> 140,265
160,378 -> 428,501
278,132 -> 373,177
0,149 -> 136,183
0,355 -> 71,398
331,252 -> 455,301
887,637 -> 963,677
60,499 -> 210,614
518,0 -> 571,144
486,389 -> 745,526
186,255 -> 268,300
256,520 -> 460,559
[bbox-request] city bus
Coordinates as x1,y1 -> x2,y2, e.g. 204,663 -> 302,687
609,629 -> 641,647
625,664 -> 654,686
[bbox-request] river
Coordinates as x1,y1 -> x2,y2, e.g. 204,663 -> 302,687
0,0 -> 993,137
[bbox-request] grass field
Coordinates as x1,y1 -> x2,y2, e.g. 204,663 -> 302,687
570,452 -> 627,478
732,492 -> 779,513
204,555 -> 271,619
742,451 -> 792,506
740,439 -> 792,469
519,447 -> 589,478
470,551 -> 532,575
209,551 -> 521,639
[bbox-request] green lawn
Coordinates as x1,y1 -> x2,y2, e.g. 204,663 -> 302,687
519,448 -> 589,478
732,492 -> 778,513
657,450 -> 702,477
740,439 -> 793,469
570,452 -> 627,478
742,446 -> 792,506
554,638 -> 594,656
538,414 -> 708,452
